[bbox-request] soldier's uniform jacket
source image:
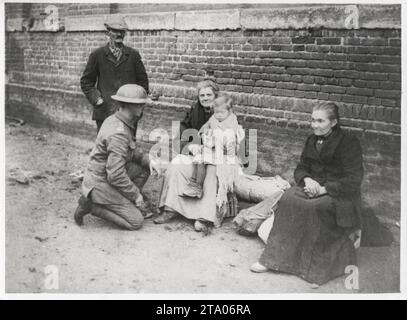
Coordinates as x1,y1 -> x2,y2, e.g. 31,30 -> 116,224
82,111 -> 148,204
80,44 -> 149,122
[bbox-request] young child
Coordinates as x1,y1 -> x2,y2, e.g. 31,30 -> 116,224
182,95 -> 244,202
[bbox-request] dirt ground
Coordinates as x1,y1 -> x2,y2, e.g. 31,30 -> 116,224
4,123 -> 401,294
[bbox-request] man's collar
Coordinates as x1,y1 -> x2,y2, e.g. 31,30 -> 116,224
104,44 -> 130,56
115,110 -> 137,130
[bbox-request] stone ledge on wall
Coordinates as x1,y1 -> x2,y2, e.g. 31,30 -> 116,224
358,5 -> 401,29
64,5 -> 400,32
6,4 -> 401,32
63,12 -> 175,32
6,18 -> 24,32
241,6 -> 361,30
125,12 -> 175,30
174,9 -> 240,30
6,6 -> 64,32
55,5 -> 405,32
240,5 -> 400,30
64,14 -> 109,32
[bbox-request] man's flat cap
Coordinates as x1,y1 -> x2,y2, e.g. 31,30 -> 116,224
104,16 -> 128,31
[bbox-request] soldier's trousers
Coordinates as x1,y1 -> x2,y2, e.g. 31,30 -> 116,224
91,202 -> 144,231
88,163 -> 149,230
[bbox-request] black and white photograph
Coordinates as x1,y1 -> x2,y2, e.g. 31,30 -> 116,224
1,0 -> 405,298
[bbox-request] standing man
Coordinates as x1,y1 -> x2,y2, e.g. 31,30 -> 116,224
74,84 -> 156,230
80,16 -> 149,132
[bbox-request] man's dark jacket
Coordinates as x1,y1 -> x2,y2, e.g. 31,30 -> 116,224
294,127 -> 364,229
80,44 -> 149,121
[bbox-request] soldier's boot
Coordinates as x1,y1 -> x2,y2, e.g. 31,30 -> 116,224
74,195 -> 92,226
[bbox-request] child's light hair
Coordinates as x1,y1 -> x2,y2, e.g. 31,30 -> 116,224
212,95 -> 233,111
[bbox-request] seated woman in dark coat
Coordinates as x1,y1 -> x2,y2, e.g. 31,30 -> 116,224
250,102 -> 364,286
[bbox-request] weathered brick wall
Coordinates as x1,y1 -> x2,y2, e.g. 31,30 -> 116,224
5,4 -> 401,220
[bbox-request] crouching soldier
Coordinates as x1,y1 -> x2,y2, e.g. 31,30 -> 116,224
74,84 -> 158,230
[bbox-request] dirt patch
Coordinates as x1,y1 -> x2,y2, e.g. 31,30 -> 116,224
5,124 -> 400,293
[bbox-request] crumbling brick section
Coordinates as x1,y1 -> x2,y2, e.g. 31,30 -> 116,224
5,4 -> 401,220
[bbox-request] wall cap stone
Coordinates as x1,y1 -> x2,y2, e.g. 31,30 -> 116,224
6,18 -> 24,32
240,4 -> 400,30
8,4 -> 402,33
358,5 -> 401,29
65,14 -> 110,32
124,12 -> 175,30
175,9 -> 240,30
241,5 -> 359,30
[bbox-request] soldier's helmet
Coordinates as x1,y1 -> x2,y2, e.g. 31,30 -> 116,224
111,84 -> 151,104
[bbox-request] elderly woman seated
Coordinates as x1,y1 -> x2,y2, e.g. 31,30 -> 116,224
250,102 -> 364,286
153,80 -> 243,232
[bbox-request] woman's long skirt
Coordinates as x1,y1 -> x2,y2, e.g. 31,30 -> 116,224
158,155 -> 218,222
259,186 -> 356,285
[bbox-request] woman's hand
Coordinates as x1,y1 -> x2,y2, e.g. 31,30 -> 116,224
95,97 -> 104,108
188,144 -> 202,156
202,131 -> 214,148
225,140 -> 236,156
203,129 -> 213,137
149,158 -> 162,176
318,186 -> 327,196
303,177 -> 321,198
134,194 -> 144,207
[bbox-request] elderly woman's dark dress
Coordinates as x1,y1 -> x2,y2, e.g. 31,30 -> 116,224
180,101 -> 212,140
259,126 -> 364,285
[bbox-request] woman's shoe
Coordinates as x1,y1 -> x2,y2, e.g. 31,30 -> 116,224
153,211 -> 176,224
142,211 -> 154,219
237,228 -> 257,237
194,220 -> 208,232
250,262 -> 268,273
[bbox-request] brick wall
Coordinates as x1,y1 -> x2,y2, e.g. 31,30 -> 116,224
5,4 -> 401,220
